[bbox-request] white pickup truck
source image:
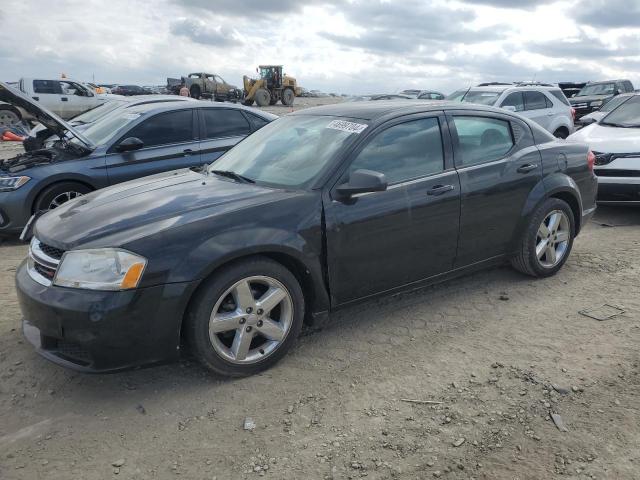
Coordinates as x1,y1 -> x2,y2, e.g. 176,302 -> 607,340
0,78 -> 110,127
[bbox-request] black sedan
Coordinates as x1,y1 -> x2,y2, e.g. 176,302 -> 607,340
0,82 -> 276,235
16,101 -> 597,376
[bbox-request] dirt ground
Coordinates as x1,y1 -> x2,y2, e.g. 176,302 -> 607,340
0,99 -> 639,480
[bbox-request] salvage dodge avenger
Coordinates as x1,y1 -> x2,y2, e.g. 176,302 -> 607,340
16,101 -> 597,376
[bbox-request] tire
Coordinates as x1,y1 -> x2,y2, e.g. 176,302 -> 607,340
255,88 -> 271,107
242,99 -> 254,106
0,106 -> 21,128
190,85 -> 201,99
186,256 -> 305,377
282,88 -> 295,106
34,182 -> 92,212
553,127 -> 569,139
511,198 -> 575,278
269,96 -> 278,105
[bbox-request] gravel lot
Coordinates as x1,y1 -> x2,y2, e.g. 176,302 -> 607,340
0,98 -> 639,479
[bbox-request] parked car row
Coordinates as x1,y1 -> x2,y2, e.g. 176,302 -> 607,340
0,79 -> 599,377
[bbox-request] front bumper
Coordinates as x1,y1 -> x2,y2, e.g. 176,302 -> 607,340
0,188 -> 32,234
16,260 -> 195,372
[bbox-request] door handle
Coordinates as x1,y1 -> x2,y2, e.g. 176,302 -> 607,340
183,149 -> 194,156
517,163 -> 538,173
427,184 -> 455,196
32,96 -> 39,101
61,97 -> 68,102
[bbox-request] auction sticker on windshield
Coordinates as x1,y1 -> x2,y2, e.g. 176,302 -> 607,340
326,120 -> 368,134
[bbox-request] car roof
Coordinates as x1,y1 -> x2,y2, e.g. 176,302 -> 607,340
123,100 -> 277,119
290,100 -> 504,121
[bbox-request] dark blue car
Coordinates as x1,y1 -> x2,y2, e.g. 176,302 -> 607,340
0,81 -> 276,235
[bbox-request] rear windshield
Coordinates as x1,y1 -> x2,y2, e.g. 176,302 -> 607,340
71,100 -> 126,124
600,94 -> 632,113
460,90 -> 501,106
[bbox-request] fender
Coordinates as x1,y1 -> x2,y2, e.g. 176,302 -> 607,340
508,172 -> 583,252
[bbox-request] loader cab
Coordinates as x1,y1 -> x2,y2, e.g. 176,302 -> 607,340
259,65 -> 283,89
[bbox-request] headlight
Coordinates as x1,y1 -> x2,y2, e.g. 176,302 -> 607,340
53,249 -> 147,290
590,100 -> 603,107
0,176 -> 30,192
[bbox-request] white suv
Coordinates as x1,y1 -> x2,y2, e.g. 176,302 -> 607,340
459,83 -> 575,138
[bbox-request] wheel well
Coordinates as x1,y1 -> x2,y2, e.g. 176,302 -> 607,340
550,191 -> 581,233
179,252 -> 317,345
32,179 -> 95,214
0,104 -> 22,118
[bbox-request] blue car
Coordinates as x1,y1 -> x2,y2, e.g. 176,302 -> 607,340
0,82 -> 276,235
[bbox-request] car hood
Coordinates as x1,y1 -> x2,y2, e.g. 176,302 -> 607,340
568,123 -> 640,152
569,94 -> 611,104
35,169 -> 299,250
0,81 -> 94,150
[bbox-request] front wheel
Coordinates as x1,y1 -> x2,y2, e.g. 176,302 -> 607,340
282,88 -> 295,106
34,182 -> 92,212
511,198 -> 575,277
186,257 -> 305,377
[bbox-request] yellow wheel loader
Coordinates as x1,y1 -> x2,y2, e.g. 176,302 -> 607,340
243,66 -> 301,107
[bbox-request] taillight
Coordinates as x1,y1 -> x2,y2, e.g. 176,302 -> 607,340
571,107 -> 576,122
587,150 -> 595,172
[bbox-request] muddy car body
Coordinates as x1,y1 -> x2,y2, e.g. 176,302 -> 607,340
167,73 -> 242,101
15,100 -> 597,376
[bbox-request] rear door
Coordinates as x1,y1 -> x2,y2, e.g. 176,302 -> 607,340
523,90 -> 554,130
448,111 -> 543,266
198,108 -> 252,165
325,113 -> 461,304
105,108 -> 201,184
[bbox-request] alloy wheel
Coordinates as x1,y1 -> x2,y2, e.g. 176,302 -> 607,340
535,210 -> 570,268
0,110 -> 20,127
49,191 -> 84,209
208,276 -> 294,364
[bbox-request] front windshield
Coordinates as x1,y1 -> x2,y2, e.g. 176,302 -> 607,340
71,100 -> 126,124
447,89 -> 467,102
460,90 -> 501,106
576,83 -> 615,97
72,110 -> 142,146
601,96 -> 640,127
600,94 -> 631,113
209,115 -> 365,188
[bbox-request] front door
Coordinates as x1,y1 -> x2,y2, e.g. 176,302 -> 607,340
325,114 -> 461,305
447,112 -> 543,267
105,109 -> 201,185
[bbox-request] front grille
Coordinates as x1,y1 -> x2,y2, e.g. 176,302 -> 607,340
595,169 -> 640,177
34,262 -> 56,279
38,242 -> 65,260
56,340 -> 91,365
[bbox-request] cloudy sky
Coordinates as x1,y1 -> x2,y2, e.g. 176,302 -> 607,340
1,0 -> 639,95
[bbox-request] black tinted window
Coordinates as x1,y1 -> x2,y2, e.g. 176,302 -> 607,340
201,109 -> 251,139
452,116 -> 514,166
244,112 -> 270,131
33,80 -> 62,94
349,118 -> 444,184
550,89 -> 570,106
524,91 -> 549,110
127,110 -> 193,148
501,92 -> 524,112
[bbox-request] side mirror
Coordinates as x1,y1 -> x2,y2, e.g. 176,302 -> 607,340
116,137 -> 144,152
616,89 -> 623,95
336,169 -> 388,197
502,105 -> 517,112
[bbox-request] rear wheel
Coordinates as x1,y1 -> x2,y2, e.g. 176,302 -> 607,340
255,88 -> 271,107
0,107 -> 21,128
186,257 -> 305,377
34,182 -> 92,212
511,198 -> 575,277
282,88 -> 295,106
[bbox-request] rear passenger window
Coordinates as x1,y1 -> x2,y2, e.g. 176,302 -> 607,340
348,118 -> 444,185
33,80 -> 62,94
550,89 -> 570,106
201,109 -> 251,139
127,110 -> 193,148
524,91 -> 549,110
501,92 -> 524,112
452,116 -> 514,166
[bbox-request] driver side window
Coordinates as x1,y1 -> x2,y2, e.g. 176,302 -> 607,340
348,117 -> 444,185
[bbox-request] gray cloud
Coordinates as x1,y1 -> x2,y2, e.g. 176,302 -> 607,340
574,0 -> 640,28
319,1 -> 506,54
170,19 -> 239,47
529,33 -> 640,59
460,0 -> 555,9
174,0 -> 342,18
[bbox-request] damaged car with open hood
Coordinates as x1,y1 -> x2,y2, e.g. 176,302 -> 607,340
0,82 -> 276,235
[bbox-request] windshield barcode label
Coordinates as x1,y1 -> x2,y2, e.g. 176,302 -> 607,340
326,120 -> 368,134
